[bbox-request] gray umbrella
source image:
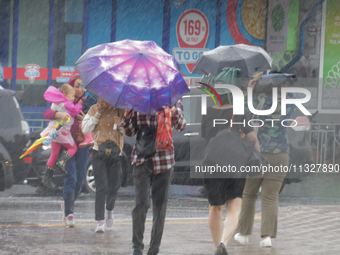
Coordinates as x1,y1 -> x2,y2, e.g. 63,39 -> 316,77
192,44 -> 272,78
253,73 -> 297,94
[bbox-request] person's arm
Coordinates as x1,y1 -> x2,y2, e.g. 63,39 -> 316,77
243,79 -> 257,100
43,108 -> 70,121
82,103 -> 105,134
82,114 -> 99,134
246,131 -> 260,152
43,108 -> 56,120
246,131 -> 262,178
171,99 -> 186,132
242,112 -> 260,151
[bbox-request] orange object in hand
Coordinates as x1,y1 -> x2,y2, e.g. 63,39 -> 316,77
156,107 -> 173,150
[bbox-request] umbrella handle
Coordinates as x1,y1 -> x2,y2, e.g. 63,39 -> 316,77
55,117 -> 71,130
125,109 -> 134,118
122,106 -> 136,121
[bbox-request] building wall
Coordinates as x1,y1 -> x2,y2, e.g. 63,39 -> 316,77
0,0 -> 333,131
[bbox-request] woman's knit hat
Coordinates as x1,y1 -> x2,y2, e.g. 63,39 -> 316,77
67,73 -> 81,87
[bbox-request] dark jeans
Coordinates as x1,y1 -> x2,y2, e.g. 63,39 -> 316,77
63,146 -> 90,216
92,150 -> 121,221
132,159 -> 172,255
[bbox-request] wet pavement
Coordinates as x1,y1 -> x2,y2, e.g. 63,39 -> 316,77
0,174 -> 340,254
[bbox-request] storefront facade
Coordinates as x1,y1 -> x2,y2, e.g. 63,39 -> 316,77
0,0 -> 338,130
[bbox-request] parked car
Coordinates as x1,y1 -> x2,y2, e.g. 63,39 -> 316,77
0,88 -> 30,186
0,141 -> 14,191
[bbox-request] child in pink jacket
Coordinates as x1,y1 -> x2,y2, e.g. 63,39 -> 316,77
41,84 -> 82,189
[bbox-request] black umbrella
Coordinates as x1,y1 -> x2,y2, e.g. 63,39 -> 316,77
253,73 -> 297,94
192,44 -> 272,78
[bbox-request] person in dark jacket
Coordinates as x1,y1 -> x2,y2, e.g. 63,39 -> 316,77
201,87 -> 259,255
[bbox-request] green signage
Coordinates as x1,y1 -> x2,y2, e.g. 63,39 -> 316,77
323,0 -> 340,87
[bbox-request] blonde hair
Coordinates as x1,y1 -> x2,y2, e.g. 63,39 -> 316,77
59,84 -> 74,95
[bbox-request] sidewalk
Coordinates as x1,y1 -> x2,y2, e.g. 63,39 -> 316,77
1,183 -> 340,254
2,199 -> 339,254
126,204 -> 340,255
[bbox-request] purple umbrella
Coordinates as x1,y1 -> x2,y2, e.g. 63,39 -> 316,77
75,40 -> 189,114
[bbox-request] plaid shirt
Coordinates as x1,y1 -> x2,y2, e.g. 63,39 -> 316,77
121,99 -> 186,174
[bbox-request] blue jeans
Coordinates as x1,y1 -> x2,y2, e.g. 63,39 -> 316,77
63,146 -> 90,216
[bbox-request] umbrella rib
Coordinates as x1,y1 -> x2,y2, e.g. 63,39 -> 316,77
84,55 -> 138,85
141,59 -> 154,113
151,62 -> 173,108
106,55 -> 138,79
125,39 -> 142,52
145,54 -> 180,73
76,53 -> 136,67
144,57 -> 174,111
123,55 -> 142,88
105,55 -> 140,107
145,56 -> 172,89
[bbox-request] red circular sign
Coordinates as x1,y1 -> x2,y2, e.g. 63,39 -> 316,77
176,9 -> 209,49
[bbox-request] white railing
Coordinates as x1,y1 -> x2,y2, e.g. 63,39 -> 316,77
310,123 -> 340,165
23,115 -> 49,133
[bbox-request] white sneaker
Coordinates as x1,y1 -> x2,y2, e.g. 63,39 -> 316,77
260,237 -> 272,247
66,214 -> 75,228
234,233 -> 249,245
105,210 -> 115,228
95,220 -> 106,233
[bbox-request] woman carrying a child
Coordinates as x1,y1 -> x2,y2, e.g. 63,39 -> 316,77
41,84 -> 82,189
43,74 -> 97,227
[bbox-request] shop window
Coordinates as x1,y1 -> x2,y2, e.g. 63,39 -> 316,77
66,34 -> 83,66
65,0 -> 84,23
16,0 -> 49,107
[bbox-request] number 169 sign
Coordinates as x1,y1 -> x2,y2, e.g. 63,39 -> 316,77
174,9 -> 210,73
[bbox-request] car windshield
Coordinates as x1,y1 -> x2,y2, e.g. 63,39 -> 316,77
183,93 -> 215,125
183,96 -> 201,124
0,92 -> 22,129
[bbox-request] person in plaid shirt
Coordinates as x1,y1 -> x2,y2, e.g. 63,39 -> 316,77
121,99 -> 186,255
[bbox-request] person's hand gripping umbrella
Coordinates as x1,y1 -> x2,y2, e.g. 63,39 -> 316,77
19,118 -> 70,159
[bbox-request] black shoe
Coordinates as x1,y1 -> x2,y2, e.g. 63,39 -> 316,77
41,166 -> 58,190
132,250 -> 143,255
216,242 -> 228,255
56,151 -> 70,175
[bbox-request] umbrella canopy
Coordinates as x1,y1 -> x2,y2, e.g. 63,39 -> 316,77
192,44 -> 272,78
253,73 -> 297,94
19,118 -> 69,159
75,40 -> 189,114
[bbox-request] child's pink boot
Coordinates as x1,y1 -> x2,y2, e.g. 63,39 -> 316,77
79,132 -> 94,149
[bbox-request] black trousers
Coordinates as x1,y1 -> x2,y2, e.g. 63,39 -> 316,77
132,159 -> 172,255
92,150 -> 121,221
